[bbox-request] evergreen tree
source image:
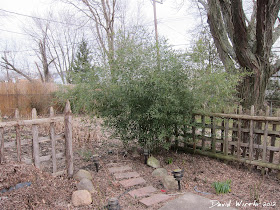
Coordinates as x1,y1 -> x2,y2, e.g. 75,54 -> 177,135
69,39 -> 94,83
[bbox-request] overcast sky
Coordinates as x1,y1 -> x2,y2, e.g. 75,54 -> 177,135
0,0 -> 198,52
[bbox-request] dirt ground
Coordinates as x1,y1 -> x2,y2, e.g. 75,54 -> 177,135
0,116 -> 279,210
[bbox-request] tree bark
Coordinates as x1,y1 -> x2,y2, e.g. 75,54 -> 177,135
238,66 -> 271,110
203,0 -> 280,109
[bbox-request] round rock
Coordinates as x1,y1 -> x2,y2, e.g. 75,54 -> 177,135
77,178 -> 96,194
147,156 -> 160,169
162,175 -> 178,190
73,169 -> 93,181
72,190 -> 92,207
152,168 -> 168,178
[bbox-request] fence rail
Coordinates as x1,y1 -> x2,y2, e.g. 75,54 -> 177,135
176,105 -> 280,172
0,101 -> 73,177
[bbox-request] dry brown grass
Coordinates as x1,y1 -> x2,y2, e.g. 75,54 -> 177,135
0,80 -> 59,117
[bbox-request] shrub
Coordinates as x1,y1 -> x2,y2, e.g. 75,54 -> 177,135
96,69 -> 195,150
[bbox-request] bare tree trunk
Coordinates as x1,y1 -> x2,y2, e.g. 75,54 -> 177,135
39,40 -> 50,83
238,66 -> 270,110
200,0 -> 280,109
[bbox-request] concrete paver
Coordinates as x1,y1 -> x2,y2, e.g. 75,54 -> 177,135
108,166 -> 132,173
139,194 -> 171,207
159,192 -> 237,210
128,186 -> 157,198
114,171 -> 140,180
106,163 -> 122,167
119,177 -> 146,188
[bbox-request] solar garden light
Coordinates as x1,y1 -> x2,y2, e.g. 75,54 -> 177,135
143,148 -> 149,164
108,149 -> 114,155
107,197 -> 121,210
172,169 -> 184,191
92,154 -> 99,172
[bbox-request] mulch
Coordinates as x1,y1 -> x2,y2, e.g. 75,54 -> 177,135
0,116 -> 279,209
0,161 -> 76,210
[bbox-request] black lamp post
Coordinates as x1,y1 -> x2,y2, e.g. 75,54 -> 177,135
172,169 -> 184,191
92,154 -> 99,172
107,197 -> 121,210
143,148 -> 149,164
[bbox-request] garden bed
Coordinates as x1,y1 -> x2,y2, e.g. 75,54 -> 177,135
0,116 -> 279,209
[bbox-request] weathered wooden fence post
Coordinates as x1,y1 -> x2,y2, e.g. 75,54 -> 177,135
211,116 -> 216,153
268,109 -> 279,173
237,106 -> 242,159
192,114 -> 196,151
221,118 -> 224,152
201,115 -> 206,151
249,105 -> 255,162
231,107 -> 238,155
278,110 -> 280,180
0,126 -> 4,163
277,110 -> 280,166
15,109 -> 21,162
32,108 -> 40,169
50,107 -> 57,173
0,110 -> 3,163
262,106 -> 270,175
64,101 -> 73,177
223,118 -> 229,156
255,110 -> 263,161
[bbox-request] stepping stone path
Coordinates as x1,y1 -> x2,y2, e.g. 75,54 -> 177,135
140,194 -> 171,206
119,177 -> 146,188
108,166 -> 132,173
114,171 -> 140,180
107,163 -> 171,207
128,186 -> 157,198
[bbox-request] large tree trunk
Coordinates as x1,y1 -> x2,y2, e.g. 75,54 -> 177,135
238,66 -> 271,110
203,0 -> 280,109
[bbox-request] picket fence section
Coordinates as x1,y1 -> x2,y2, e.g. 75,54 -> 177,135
0,101 -> 73,177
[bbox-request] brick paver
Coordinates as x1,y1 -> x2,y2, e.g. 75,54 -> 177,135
114,171 -> 140,180
108,166 -> 132,173
128,186 -> 157,198
139,194 -> 171,207
106,163 -> 122,167
119,177 -> 146,188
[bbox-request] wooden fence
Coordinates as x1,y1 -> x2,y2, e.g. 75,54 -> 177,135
175,105 -> 280,172
0,80 -> 59,117
0,101 -> 73,177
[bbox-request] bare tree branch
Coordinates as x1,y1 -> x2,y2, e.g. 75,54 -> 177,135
232,0 -> 259,69
197,0 -> 208,10
272,59 -> 280,75
248,0 -> 257,49
219,0 -> 236,59
256,0 -> 280,61
272,24 -> 280,45
0,55 -> 33,82
206,0 -> 235,70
